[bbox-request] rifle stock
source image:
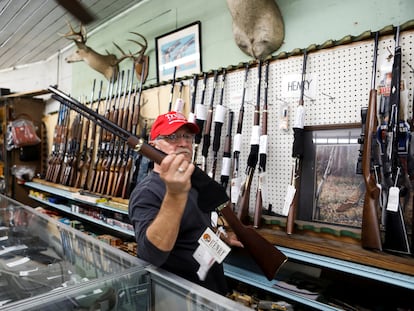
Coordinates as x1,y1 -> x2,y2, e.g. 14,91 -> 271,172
49,85 -> 288,281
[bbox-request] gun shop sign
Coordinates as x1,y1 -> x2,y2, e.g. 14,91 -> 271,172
281,73 -> 318,99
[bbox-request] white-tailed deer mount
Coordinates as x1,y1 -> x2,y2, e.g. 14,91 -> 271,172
61,22 -> 149,82
226,0 -> 284,60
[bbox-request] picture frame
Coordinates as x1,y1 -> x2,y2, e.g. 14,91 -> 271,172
155,21 -> 202,83
298,124 -> 365,228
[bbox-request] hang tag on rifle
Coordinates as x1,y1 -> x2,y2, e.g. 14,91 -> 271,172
282,184 -> 296,216
386,186 -> 399,212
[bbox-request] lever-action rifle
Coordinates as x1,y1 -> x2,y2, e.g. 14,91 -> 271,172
360,32 -> 382,250
237,60 -> 262,224
286,51 -> 308,235
48,85 -> 287,281
231,63 -> 249,210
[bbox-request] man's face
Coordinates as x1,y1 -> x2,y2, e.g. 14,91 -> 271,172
152,127 -> 194,162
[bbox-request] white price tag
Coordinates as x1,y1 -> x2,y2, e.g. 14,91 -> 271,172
282,184 -> 296,216
386,186 -> 399,212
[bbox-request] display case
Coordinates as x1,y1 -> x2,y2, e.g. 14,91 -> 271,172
0,194 -> 250,311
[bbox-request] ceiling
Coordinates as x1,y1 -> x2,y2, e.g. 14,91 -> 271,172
0,0 -> 144,71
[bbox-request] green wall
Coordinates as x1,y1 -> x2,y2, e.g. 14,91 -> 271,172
69,0 -> 414,98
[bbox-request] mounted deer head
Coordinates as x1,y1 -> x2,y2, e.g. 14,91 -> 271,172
61,22 -> 149,82
226,0 -> 284,60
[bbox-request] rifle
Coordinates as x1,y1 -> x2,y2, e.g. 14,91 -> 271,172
220,110 -> 234,190
168,66 -> 177,111
254,60 -> 270,228
51,104 -> 70,183
48,85 -> 288,281
60,111 -> 82,186
126,63 -> 147,197
209,68 -> 227,179
110,69 -> 130,196
92,74 -> 116,192
75,79 -> 96,188
286,51 -> 308,235
45,103 -> 66,181
381,27 -> 411,254
231,63 -> 249,210
86,80 -> 103,190
192,73 -> 208,164
201,70 -> 219,172
101,70 -> 124,194
237,60 -> 262,225
114,67 -> 135,197
359,32 -> 383,250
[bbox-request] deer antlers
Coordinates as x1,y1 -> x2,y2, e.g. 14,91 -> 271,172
61,22 -> 149,82
113,32 -> 149,82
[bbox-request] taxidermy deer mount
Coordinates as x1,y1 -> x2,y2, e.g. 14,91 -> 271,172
226,0 -> 284,60
61,21 -> 149,82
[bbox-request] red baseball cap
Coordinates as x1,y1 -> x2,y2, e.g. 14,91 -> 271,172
150,111 -> 199,141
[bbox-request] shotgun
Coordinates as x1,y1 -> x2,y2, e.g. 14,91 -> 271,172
48,85 -> 287,281
237,60 -> 262,224
360,32 -> 383,250
286,51 -> 308,235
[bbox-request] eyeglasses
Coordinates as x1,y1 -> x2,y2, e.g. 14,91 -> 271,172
156,133 -> 195,143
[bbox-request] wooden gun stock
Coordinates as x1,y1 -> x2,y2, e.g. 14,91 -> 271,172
219,201 -> 287,280
361,89 -> 382,250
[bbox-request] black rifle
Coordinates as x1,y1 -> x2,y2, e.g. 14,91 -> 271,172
209,68 -> 227,180
382,26 -> 411,254
201,70 -> 219,172
286,51 -> 308,235
220,110 -> 234,190
254,59 -> 270,228
237,60 -> 262,225
231,63 -> 249,210
49,85 -> 287,281
192,73 -> 208,164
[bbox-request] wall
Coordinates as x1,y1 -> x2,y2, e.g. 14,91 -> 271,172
0,0 -> 412,106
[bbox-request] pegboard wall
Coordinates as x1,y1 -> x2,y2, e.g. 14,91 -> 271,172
187,29 -> 414,217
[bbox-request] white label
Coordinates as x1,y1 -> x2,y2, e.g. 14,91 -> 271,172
282,184 -> 296,216
259,135 -> 268,154
197,227 -> 230,264
386,186 -> 399,212
214,104 -> 226,123
281,73 -> 318,99
195,103 -> 208,120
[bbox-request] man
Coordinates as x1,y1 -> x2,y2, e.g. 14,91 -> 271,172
128,111 -> 241,295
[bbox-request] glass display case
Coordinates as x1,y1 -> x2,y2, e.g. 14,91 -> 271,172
0,194 -> 250,310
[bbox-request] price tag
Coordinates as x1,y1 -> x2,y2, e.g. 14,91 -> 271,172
386,186 -> 399,212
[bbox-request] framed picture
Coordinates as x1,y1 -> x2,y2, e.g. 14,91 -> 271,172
155,21 -> 202,83
298,124 -> 365,228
